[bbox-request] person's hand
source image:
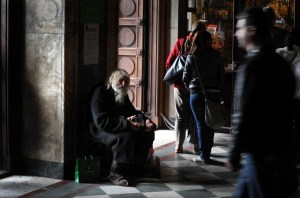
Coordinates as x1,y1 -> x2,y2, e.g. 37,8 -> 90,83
144,119 -> 156,132
127,115 -> 136,122
127,118 -> 140,131
225,160 -> 241,171
127,115 -> 145,131
225,161 -> 234,171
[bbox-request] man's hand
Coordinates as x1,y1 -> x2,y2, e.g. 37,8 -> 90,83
127,115 -> 156,132
225,159 -> 241,171
127,115 -> 136,122
127,118 -> 140,131
144,119 -> 156,132
127,115 -> 144,131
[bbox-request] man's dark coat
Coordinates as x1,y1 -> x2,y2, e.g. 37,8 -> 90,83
89,84 -> 154,165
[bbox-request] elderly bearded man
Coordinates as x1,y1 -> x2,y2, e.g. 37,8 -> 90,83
89,69 -> 156,186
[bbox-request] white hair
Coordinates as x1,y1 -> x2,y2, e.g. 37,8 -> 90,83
107,69 -> 130,105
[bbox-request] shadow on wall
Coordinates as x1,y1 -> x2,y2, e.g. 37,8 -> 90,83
21,78 -> 64,178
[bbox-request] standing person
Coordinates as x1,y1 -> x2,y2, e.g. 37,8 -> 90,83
226,7 -> 298,198
263,6 -> 287,49
165,20 -> 206,154
89,69 -> 156,186
182,30 -> 225,162
276,28 -> 300,163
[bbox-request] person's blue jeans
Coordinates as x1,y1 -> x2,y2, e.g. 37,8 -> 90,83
233,154 -> 264,198
190,92 -> 214,160
235,152 -> 298,198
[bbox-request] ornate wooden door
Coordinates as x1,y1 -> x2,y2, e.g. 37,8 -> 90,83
118,0 -> 144,110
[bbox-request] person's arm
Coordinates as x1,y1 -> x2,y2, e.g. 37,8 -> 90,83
227,64 -> 259,170
90,86 -> 130,133
166,38 -> 184,69
123,96 -> 156,132
182,55 -> 193,90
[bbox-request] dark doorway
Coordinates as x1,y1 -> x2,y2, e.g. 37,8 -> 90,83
0,0 -> 24,178
1,0 -> 10,177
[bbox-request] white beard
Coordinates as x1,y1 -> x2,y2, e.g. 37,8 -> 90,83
112,84 -> 128,105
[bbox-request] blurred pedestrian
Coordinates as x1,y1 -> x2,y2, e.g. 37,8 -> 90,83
263,6 -> 288,49
226,6 -> 298,198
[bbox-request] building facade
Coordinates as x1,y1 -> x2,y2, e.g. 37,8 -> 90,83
1,0 -> 299,180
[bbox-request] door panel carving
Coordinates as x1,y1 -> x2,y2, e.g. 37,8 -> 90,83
118,0 -> 144,110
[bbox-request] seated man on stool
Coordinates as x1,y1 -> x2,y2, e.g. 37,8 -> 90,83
89,69 -> 156,186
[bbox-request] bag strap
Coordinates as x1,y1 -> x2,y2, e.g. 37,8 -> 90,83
289,52 -> 298,66
192,56 -> 207,98
192,56 -> 224,104
180,37 -> 187,55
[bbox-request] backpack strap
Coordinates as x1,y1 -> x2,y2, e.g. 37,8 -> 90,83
289,52 -> 297,66
180,37 -> 187,55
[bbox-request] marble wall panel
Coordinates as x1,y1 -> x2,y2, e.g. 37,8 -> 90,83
26,0 -> 63,33
22,0 -> 80,178
167,0 -> 178,117
23,33 -> 64,162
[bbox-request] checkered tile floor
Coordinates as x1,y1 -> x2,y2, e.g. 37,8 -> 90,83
1,131 -> 300,198
69,134 -> 236,198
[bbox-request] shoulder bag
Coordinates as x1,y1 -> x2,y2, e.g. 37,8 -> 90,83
192,57 -> 226,129
75,155 -> 101,183
163,39 -> 186,85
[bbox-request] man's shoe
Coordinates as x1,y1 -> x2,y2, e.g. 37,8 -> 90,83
191,157 -> 210,164
191,157 -> 224,166
192,157 -> 205,163
107,172 -> 129,186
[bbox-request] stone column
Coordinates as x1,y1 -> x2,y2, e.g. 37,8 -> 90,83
22,0 -> 78,179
